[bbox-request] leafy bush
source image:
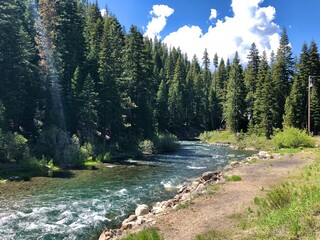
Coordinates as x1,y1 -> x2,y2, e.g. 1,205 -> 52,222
19,157 -> 47,173
80,142 -> 94,161
96,152 -> 112,162
35,126 -> 85,167
123,229 -> 163,240
0,129 -> 30,162
273,127 -> 315,148
153,133 -> 180,153
139,139 -> 154,154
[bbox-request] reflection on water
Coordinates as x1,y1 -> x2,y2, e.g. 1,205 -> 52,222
0,141 -> 251,239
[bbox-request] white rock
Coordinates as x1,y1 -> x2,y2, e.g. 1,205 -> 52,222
135,204 -> 150,216
181,192 -> 191,201
258,151 -> 270,159
136,216 -> 146,225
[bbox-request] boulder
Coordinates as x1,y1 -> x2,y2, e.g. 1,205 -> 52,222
194,183 -> 206,195
258,151 -> 270,159
136,216 -> 146,225
229,161 -> 240,167
181,192 -> 191,201
202,171 -> 219,181
135,204 -> 150,216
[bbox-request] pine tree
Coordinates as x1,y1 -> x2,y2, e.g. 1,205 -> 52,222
245,43 -> 260,125
284,43 -> 309,128
309,41 -> 320,134
78,74 -> 98,142
252,52 -> 275,138
168,56 -> 186,133
223,53 -> 246,133
272,27 -> 294,128
122,26 -> 154,139
84,3 -> 103,84
201,49 -> 212,128
98,15 -> 124,143
0,0 -> 38,135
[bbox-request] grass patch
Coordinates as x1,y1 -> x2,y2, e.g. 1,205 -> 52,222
243,156 -> 320,239
195,229 -> 229,240
176,200 -> 195,210
206,184 -> 220,195
199,130 -> 236,145
273,148 -> 302,154
122,229 -> 163,240
226,175 -> 242,181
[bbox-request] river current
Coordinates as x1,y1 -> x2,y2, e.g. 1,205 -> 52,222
0,141 -> 251,240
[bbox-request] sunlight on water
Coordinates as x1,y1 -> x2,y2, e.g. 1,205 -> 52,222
0,142 -> 251,239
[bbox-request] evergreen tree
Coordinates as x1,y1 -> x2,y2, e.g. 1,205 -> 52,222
245,43 -> 260,125
168,56 -> 186,132
272,27 -> 294,128
223,53 -> 246,133
0,0 -> 38,135
122,26 -> 154,139
78,74 -> 98,142
252,52 -> 275,138
98,16 -> 124,143
309,41 -> 320,134
201,49 -> 211,128
284,43 -> 309,128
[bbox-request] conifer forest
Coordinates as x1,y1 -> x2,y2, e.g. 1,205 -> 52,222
1,0 -> 320,169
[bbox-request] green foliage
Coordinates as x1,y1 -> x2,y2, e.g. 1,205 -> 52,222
273,127 -> 315,148
122,229 -> 163,240
96,152 -> 112,162
19,157 -> 47,173
176,200 -> 194,210
226,175 -> 242,181
153,133 -> 180,153
139,139 -> 154,154
195,230 -> 228,240
35,127 -> 85,167
199,130 -> 236,144
0,130 -> 29,162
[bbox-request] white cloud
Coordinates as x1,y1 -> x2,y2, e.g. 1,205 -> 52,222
209,9 -> 217,20
100,9 -> 107,17
144,5 -> 174,39
164,0 -> 280,65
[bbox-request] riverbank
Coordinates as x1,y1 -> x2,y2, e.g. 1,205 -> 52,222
111,148 -> 317,240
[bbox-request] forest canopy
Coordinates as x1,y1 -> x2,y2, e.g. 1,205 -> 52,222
1,0 -> 320,168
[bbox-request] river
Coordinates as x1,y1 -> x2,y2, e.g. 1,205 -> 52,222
0,141 -> 251,240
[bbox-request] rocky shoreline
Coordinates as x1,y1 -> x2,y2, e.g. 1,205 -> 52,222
99,150 -> 270,240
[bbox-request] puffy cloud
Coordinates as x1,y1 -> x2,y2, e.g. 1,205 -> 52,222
209,9 -> 217,20
100,9 -> 107,17
144,5 -> 174,39
164,0 -> 280,64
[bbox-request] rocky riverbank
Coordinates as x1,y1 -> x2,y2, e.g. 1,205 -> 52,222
99,150 -> 270,240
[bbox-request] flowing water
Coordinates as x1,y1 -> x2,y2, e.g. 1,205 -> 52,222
0,142 -> 251,240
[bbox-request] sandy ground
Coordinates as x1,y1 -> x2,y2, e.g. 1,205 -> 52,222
139,151 -> 315,240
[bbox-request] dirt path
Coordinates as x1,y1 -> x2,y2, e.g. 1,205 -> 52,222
141,152 -> 314,240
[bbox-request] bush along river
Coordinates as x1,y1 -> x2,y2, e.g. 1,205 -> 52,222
0,141 -> 252,240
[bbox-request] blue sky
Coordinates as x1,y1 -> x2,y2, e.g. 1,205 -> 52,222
96,0 -> 320,63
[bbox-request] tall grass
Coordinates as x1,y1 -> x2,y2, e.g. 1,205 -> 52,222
122,229 -> 163,240
251,159 -> 320,239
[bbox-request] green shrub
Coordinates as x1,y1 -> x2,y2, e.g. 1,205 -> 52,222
122,229 -> 163,240
226,175 -> 242,181
273,127 -> 315,148
18,157 -> 47,173
199,130 -> 236,144
35,126 -> 85,167
96,152 -> 112,162
139,139 -> 154,154
153,133 -> 180,153
0,129 -> 30,162
80,142 -> 94,161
